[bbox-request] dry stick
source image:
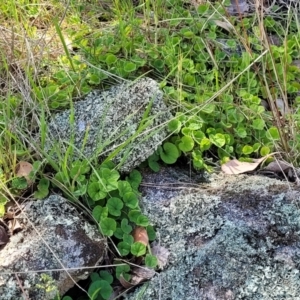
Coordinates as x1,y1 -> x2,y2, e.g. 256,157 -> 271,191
2,264 -> 128,276
15,274 -> 30,300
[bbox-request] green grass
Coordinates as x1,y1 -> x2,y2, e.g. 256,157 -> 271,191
1,0 -> 300,299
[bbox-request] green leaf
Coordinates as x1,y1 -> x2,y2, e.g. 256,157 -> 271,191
182,127 -> 192,136
242,145 -> 253,155
123,192 -> 138,209
209,133 -> 226,147
93,206 -> 108,222
0,204 -> 6,218
88,74 -> 101,85
123,233 -> 134,245
188,123 -> 201,130
184,73 -> 195,85
202,104 -> 216,114
197,3 -> 209,13
70,160 -> 90,177
118,181 -> 132,197
145,254 -> 158,268
88,182 -> 107,201
252,119 -> 265,130
148,153 -> 160,172
136,215 -> 149,227
88,281 -> 101,300
193,131 -> 205,144
99,271 -> 113,285
147,225 -> 156,241
117,241 -> 131,256
106,54 -> 117,65
178,136 -> 194,152
100,218 -> 116,236
266,127 -> 280,140
90,272 -> 100,282
34,188 -> 49,200
100,168 -> 119,191
54,171 -> 69,184
73,182 -> 87,197
124,61 -> 137,72
193,157 -> 204,169
11,177 -> 27,190
37,178 -> 49,190
131,242 -> 146,257
260,146 -> 270,156
128,210 -> 141,223
151,59 -> 165,70
114,228 -> 124,239
168,119 -> 181,133
88,280 -> 112,300
127,170 -> 142,190
200,137 -> 211,151
107,197 -> 123,216
116,264 -> 130,280
253,143 -> 261,152
100,161 -> 115,170
159,142 -> 180,164
235,127 -> 247,138
121,219 -> 132,234
99,280 -> 113,300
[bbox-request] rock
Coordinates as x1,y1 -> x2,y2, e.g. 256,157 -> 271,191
125,167 -> 300,299
43,77 -> 173,173
0,195 -> 106,300
226,0 -> 249,15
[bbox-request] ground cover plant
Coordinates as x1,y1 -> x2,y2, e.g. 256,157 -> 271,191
1,0 -> 300,299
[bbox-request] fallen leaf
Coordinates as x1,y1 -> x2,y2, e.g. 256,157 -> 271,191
15,161 -> 33,184
264,160 -> 291,173
221,157 -> 267,175
131,267 -> 156,285
119,274 -> 135,289
132,226 -> 149,246
7,219 -> 22,234
151,243 -> 170,269
214,20 -> 234,32
275,98 -> 288,115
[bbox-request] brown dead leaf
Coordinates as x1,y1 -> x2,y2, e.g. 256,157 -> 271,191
221,157 -> 267,175
190,0 -> 206,8
131,267 -> 156,285
7,219 -> 22,234
119,274 -> 136,289
15,161 -> 33,184
214,20 -> 234,32
132,226 -> 149,246
264,160 -> 291,173
151,243 -> 170,270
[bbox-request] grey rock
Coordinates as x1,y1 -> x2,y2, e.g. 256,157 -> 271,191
0,195 -> 106,300
43,77 -> 173,173
226,0 -> 249,15
125,168 -> 300,299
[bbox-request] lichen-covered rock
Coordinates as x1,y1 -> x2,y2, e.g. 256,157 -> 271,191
125,168 -> 300,299
0,195 -> 106,300
43,78 -> 173,173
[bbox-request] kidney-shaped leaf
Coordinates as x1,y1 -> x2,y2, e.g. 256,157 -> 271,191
159,142 -> 180,164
